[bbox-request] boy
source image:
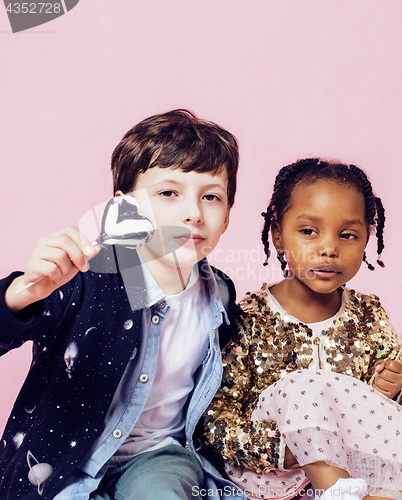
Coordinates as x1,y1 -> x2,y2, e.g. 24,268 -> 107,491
0,110 -> 247,500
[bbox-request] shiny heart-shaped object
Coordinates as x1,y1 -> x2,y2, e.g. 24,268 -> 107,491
97,194 -> 154,248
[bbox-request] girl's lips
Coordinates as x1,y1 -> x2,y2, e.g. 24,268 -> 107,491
312,263 -> 342,274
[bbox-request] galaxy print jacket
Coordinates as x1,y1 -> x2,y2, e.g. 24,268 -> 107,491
0,246 -> 241,500
202,284 -> 400,474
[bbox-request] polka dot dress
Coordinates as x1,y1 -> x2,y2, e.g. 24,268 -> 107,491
251,369 -> 402,499
225,463 -> 311,499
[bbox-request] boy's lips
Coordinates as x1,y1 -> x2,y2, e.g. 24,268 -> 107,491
176,233 -> 205,245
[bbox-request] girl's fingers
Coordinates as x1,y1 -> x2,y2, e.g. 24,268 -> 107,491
385,359 -> 402,374
374,367 -> 402,398
375,362 -> 385,372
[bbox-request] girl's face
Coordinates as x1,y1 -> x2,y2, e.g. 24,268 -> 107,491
272,179 -> 369,296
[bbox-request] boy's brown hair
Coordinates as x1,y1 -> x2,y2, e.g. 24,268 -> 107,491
111,109 -> 239,207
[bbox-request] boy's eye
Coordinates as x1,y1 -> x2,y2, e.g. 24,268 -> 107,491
159,190 -> 177,197
300,228 -> 317,236
203,194 -> 221,202
341,232 -> 357,240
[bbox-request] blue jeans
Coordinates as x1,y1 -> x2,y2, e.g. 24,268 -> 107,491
55,445 -> 204,500
91,445 -> 204,500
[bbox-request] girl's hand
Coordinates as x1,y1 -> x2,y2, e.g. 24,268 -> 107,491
372,359 -> 402,399
284,445 -> 300,469
5,225 -> 100,314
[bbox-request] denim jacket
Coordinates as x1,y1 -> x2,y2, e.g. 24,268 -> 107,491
0,246 -> 246,500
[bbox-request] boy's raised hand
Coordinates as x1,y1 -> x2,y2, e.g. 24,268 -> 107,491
372,358 -> 402,400
5,225 -> 100,314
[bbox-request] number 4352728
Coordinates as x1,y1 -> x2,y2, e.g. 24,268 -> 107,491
5,3 -> 62,14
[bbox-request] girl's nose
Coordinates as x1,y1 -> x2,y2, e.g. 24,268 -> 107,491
319,236 -> 339,258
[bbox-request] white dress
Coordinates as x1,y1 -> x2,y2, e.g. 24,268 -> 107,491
252,368 -> 402,499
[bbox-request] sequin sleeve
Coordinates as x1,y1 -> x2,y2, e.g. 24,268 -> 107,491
324,291 -> 401,384
367,297 -> 401,372
201,291 -> 284,473
360,295 -> 402,399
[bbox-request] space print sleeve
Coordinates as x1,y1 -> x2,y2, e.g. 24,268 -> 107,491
0,270 -> 76,353
201,314 -> 283,472
0,272 -> 45,350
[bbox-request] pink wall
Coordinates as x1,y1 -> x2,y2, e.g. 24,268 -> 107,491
1,1 -> 402,433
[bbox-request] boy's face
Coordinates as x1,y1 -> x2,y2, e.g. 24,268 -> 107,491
120,166 -> 230,271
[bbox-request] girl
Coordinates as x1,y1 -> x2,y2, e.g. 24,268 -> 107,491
201,159 -> 402,500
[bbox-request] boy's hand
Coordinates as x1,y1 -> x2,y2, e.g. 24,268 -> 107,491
5,226 -> 100,314
372,359 -> 402,399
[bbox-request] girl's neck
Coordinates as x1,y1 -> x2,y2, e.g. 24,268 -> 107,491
269,278 -> 343,324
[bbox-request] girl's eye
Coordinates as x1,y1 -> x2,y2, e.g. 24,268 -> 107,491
341,232 -> 357,240
300,228 -> 317,236
203,194 -> 221,202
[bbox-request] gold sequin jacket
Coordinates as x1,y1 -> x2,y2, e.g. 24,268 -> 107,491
201,285 -> 400,473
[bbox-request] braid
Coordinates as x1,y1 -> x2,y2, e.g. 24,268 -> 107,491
261,206 -> 274,266
363,252 -> 375,271
261,158 -> 386,271
261,158 -> 321,268
348,165 -> 376,225
374,196 -> 385,267
348,164 -> 386,270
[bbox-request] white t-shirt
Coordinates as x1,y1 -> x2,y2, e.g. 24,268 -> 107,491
112,267 -> 211,461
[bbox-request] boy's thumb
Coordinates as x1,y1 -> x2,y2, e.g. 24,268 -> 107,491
84,242 -> 100,258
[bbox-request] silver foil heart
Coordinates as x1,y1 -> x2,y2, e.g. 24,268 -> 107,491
97,194 -> 154,248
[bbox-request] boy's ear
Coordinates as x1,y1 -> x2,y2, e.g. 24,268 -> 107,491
221,208 -> 231,234
271,221 -> 283,254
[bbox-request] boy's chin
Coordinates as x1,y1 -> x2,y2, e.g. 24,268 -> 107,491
168,252 -> 200,270
138,243 -> 205,273
153,251 -> 199,270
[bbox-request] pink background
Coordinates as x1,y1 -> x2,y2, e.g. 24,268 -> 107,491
1,1 -> 402,433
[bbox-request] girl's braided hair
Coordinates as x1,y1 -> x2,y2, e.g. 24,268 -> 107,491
261,158 -> 385,272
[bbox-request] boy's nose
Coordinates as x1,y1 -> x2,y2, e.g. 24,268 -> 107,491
182,200 -> 202,224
